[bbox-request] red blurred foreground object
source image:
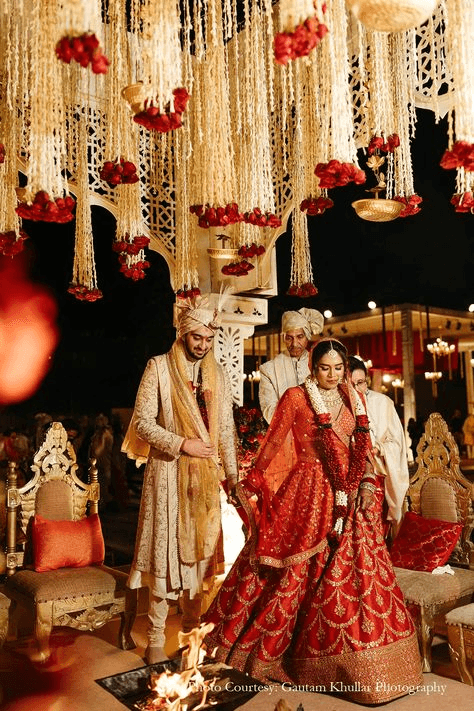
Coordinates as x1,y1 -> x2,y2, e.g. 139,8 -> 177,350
0,256 -> 59,404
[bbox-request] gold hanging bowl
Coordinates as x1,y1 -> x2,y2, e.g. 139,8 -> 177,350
345,0 -> 437,32
351,197 -> 403,222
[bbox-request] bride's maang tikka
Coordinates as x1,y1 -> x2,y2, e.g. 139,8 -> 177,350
327,341 -> 340,360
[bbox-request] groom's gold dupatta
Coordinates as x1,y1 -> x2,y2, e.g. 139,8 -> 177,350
168,340 -> 222,564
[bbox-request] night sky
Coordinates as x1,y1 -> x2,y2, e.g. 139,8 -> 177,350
4,107 -> 473,419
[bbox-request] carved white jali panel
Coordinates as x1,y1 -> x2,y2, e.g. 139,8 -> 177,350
214,324 -> 255,406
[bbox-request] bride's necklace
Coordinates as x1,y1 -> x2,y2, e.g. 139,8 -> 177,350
317,385 -> 342,406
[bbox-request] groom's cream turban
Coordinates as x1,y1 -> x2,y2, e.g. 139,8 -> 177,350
175,294 -> 221,338
281,308 -> 324,341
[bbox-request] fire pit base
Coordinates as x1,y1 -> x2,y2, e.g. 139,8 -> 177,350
95,657 -> 263,710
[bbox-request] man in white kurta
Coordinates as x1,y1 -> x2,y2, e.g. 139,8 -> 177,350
258,308 -> 324,492
122,295 -> 239,664
349,356 -> 409,528
258,308 -> 324,423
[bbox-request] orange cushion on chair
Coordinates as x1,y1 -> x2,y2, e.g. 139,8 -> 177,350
390,510 -> 463,572
32,513 -> 105,572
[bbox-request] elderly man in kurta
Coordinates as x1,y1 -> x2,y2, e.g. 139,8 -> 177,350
258,307 -> 324,492
122,294 -> 239,665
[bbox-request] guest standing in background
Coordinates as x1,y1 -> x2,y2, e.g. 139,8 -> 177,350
348,355 -> 409,533
257,308 -> 323,492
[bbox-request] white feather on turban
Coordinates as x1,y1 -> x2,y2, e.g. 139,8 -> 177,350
281,308 -> 324,341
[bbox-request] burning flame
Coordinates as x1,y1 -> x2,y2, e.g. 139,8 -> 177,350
0,255 -> 58,404
147,623 -> 216,711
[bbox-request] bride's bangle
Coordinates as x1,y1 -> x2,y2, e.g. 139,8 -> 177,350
359,481 -> 377,493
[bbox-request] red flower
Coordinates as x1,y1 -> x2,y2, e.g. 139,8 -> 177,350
56,33 -> 109,74
0,143 -> 5,163
300,196 -> 334,215
393,194 -> 423,217
133,87 -> 190,133
67,284 -> 103,302
274,15 -> 328,65
368,134 -> 400,155
450,192 -> 474,213
440,140 -> 474,172
16,191 -> 75,223
315,160 -> 366,189
100,158 -> 139,187
238,243 -> 266,258
0,229 -> 29,257
242,208 -> 282,227
190,203 -> 244,228
177,287 -> 201,299
119,260 -> 150,280
221,260 -> 255,277
287,282 -> 318,297
133,235 -> 150,249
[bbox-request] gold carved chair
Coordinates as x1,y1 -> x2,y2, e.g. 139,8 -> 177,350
3,422 -> 137,661
393,412 -> 474,672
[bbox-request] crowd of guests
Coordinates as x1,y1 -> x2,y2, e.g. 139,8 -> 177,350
0,410 -> 134,510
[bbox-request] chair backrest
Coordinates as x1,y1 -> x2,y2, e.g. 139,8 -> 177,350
6,422 -> 99,574
408,412 -> 474,566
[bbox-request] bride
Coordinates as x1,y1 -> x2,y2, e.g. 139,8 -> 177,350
204,338 -> 422,705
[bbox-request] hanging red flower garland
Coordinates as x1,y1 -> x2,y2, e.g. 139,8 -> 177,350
177,287 -> 201,299
450,192 -> 474,213
0,230 -> 29,257
368,134 -> 400,155
67,284 -> 103,302
440,140 -> 474,172
286,282 -> 318,297
100,158 -> 139,187
393,194 -> 423,217
314,160 -> 366,189
300,196 -> 334,215
16,191 -> 75,223
274,15 -> 328,66
133,88 -> 190,133
55,33 -> 109,74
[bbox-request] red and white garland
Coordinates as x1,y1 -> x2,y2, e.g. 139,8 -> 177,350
304,378 -> 370,535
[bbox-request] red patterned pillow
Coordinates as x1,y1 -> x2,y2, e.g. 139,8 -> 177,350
32,513 -> 105,572
390,510 -> 462,572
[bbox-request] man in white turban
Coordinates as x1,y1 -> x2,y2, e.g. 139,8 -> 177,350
258,308 -> 324,424
122,294 -> 239,664
257,308 -> 324,492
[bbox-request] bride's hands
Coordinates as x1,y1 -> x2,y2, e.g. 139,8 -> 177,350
355,484 -> 376,511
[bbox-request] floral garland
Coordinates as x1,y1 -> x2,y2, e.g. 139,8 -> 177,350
450,192 -> 474,213
177,287 -> 201,299
304,377 -> 370,535
0,230 -> 28,257
56,33 -> 109,74
368,134 -> 400,155
16,191 -> 75,223
314,160 -> 366,189
440,141 -> 474,172
67,284 -> 103,302
300,196 -> 334,215
393,194 -> 423,217
274,15 -> 328,66
100,158 -> 139,187
132,88 -> 190,133
222,260 -> 255,277
286,282 -> 318,297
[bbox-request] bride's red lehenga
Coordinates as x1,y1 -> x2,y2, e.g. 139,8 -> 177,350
204,384 -> 423,705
